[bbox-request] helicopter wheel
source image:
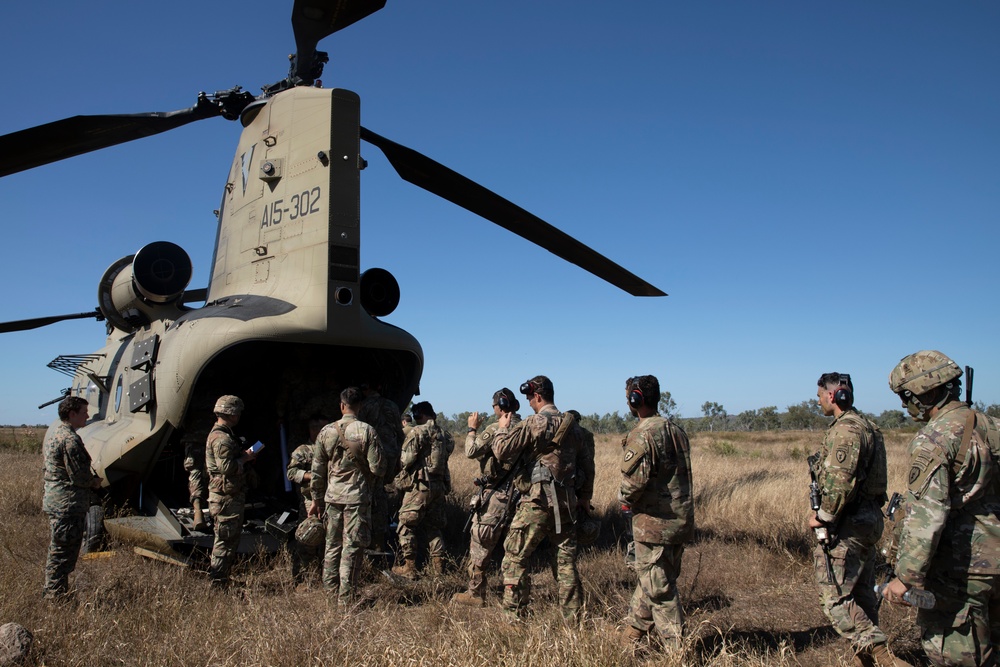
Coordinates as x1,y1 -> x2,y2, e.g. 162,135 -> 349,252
81,504 -> 105,555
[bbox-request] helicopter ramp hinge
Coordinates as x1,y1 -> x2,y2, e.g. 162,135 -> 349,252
130,334 -> 159,371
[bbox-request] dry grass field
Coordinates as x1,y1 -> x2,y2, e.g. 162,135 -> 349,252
0,427 -> 927,666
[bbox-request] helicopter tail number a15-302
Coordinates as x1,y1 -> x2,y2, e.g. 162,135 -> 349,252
0,0 -> 664,559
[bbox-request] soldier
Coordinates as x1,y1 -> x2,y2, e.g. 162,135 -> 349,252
391,401 -> 454,579
42,396 -> 102,600
452,388 -> 523,606
807,373 -> 906,667
618,375 -> 694,648
882,351 -> 1000,666
493,375 -> 593,621
205,395 -> 258,587
357,381 -> 405,553
309,387 -> 385,602
286,413 -> 330,584
401,412 -> 413,436
181,407 -> 215,532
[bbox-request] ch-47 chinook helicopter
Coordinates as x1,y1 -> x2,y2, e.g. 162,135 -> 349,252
0,0 -> 664,558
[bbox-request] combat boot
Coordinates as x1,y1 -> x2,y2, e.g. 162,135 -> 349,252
391,558 -> 418,580
192,498 -> 208,532
451,589 -> 486,607
621,626 -> 646,653
429,556 -> 446,577
854,643 -> 911,667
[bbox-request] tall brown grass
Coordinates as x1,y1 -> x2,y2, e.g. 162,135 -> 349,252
0,430 -> 923,666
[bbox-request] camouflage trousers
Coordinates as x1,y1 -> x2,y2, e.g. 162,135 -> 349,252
466,486 -> 513,595
183,442 -> 207,505
501,501 -> 582,621
323,501 -> 371,601
629,541 -> 685,646
43,511 -> 86,598
397,488 -> 446,562
813,521 -> 886,649
208,493 -> 245,583
916,572 -> 1000,666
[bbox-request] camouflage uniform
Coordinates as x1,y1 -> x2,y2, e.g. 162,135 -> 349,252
895,402 -> 1000,666
811,409 -> 890,651
286,442 -> 322,582
621,414 -> 694,645
493,405 -> 593,620
311,415 -> 385,601
394,419 -> 453,569
42,420 -> 100,598
464,414 -> 522,597
357,391 -> 405,550
205,423 -> 248,584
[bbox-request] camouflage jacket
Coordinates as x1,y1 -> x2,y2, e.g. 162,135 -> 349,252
205,423 -> 247,498
42,420 -> 99,515
813,409 -> 888,526
358,392 -> 404,466
466,414 -> 521,487
286,443 -> 314,502
896,402 -> 1000,586
620,414 -> 694,545
397,419 -> 453,493
493,404 -> 593,508
311,415 -> 385,506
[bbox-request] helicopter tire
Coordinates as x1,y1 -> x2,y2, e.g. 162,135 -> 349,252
81,504 -> 105,555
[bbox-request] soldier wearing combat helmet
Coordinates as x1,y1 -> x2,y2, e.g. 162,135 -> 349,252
882,351 -> 1000,666
205,395 -> 258,586
807,373 -> 906,667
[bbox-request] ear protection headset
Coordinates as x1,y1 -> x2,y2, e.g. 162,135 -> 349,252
627,378 -> 645,408
495,388 -> 513,412
519,380 -> 538,396
833,374 -> 853,410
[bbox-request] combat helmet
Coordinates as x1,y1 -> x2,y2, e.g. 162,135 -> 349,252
888,350 -> 962,398
294,517 -> 326,548
213,395 -> 245,416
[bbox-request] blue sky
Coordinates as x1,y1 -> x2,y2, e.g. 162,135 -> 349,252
0,1 -> 997,425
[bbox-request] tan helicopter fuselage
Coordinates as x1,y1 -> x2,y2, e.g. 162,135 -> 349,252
63,86 -> 421,520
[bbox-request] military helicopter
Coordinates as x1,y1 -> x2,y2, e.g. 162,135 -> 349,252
0,0 -> 663,558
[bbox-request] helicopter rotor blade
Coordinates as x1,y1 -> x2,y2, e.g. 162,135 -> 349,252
0,89 -> 254,178
360,127 -> 666,297
0,309 -> 104,334
291,0 -> 387,82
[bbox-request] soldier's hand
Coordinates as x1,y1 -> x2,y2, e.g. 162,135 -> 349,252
883,577 -> 909,606
498,411 -> 512,429
468,412 -> 482,429
307,502 -> 322,518
808,513 -> 824,530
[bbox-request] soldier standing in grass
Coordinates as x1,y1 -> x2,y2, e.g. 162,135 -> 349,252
620,375 -> 694,649
492,375 -> 592,622
42,396 -> 101,600
391,401 -> 453,579
452,388 -> 523,606
883,351 -> 1000,667
205,395 -> 257,587
808,373 -> 908,667
309,387 -> 385,602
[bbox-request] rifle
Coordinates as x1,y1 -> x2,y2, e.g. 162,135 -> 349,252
966,366 -> 975,408
874,491 -> 906,608
807,453 -> 836,584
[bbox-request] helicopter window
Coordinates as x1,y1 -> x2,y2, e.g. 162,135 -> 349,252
115,375 -> 123,413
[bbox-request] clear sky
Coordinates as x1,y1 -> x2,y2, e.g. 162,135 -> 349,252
0,1 -> 997,425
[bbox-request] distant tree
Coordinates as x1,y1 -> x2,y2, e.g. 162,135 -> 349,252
756,406 -> 781,431
985,404 -> 1000,419
700,401 -> 727,431
734,409 -> 758,432
785,401 -> 827,430
876,409 -> 909,429
658,392 -> 678,420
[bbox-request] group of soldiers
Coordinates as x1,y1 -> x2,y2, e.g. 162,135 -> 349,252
39,350 -> 1000,665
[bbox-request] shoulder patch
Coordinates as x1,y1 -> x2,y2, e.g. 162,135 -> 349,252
835,448 -> 847,464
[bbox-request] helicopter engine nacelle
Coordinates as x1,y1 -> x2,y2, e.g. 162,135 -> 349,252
359,268 -> 400,318
98,242 -> 193,333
